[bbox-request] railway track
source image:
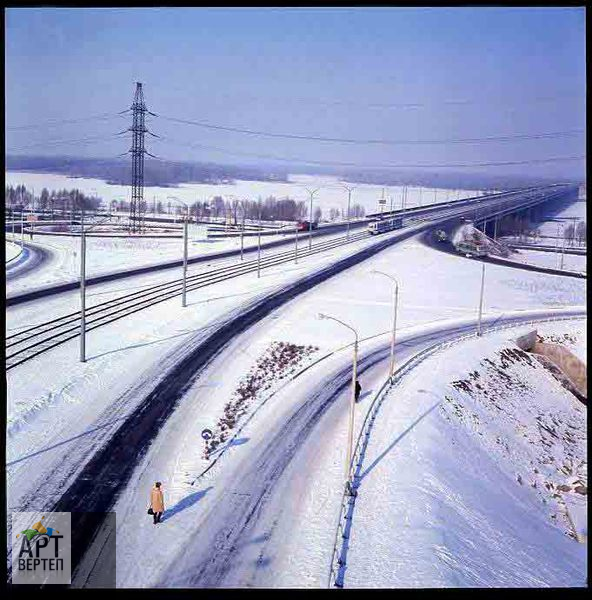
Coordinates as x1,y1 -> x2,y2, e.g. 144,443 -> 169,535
6,187 -> 572,371
5,227 -> 374,370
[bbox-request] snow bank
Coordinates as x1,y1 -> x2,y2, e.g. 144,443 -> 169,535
5,240 -> 22,264
345,319 -> 587,587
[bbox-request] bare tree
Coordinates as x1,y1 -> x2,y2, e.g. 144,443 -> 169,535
576,221 -> 586,246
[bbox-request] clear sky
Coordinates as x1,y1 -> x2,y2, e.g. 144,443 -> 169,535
5,7 -> 586,179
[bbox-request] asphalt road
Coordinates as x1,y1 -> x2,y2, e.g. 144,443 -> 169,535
157,311 -> 585,587
5,240 -> 51,281
419,229 -> 586,279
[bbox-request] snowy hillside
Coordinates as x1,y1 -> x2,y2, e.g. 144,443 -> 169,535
346,319 -> 587,587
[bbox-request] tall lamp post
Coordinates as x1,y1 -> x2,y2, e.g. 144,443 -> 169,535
257,200 -> 263,278
318,313 -> 359,495
239,199 -> 248,261
370,270 -> 400,381
79,212 -> 115,362
305,187 -> 320,250
341,183 -> 355,241
477,263 -> 486,337
168,196 -> 190,307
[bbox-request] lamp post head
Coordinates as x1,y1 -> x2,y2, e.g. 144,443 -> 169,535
318,313 -> 327,320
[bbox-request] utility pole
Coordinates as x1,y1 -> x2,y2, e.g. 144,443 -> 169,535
371,270 -> 399,381
477,263 -> 485,337
127,82 -> 155,234
318,313 -> 359,496
294,222 -> 299,263
168,196 -> 190,305
80,205 -> 86,362
257,202 -> 262,278
240,201 -> 245,261
182,214 -> 188,307
341,183 -> 354,241
305,187 -> 320,250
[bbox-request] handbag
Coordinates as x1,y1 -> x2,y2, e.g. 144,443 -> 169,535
147,506 -> 154,515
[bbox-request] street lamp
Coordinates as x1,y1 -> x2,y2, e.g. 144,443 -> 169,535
477,263 -> 486,337
555,223 -> 566,270
370,270 -> 399,381
257,200 -> 263,278
305,187 -> 320,250
318,312 -> 359,495
168,196 -> 190,307
341,183 -> 355,241
238,199 -> 248,261
79,211 -> 115,362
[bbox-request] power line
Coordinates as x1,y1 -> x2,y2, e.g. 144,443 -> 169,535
156,113 -> 584,146
7,133 -> 126,151
6,112 -> 129,131
154,136 -> 585,170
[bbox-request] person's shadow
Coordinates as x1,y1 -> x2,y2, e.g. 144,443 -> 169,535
161,486 -> 213,522
356,390 -> 373,403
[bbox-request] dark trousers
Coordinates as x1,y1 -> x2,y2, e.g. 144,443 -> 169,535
153,511 -> 163,524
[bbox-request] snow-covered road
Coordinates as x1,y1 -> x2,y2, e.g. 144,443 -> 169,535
69,308 -> 585,588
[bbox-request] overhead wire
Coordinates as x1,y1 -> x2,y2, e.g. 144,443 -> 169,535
156,113 -> 584,146
152,135 -> 585,170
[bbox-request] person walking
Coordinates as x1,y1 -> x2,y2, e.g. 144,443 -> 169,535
150,482 -> 165,524
354,380 -> 362,403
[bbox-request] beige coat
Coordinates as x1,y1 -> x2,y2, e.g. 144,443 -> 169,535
150,487 -> 164,513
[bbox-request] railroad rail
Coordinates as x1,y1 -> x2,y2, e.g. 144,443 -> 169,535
6,186 -> 573,371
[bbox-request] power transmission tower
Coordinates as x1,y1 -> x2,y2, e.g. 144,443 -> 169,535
127,82 -> 153,234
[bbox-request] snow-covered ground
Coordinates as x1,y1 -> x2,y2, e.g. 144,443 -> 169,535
6,218 -> 587,587
5,171 -> 481,217
5,240 -> 22,264
345,320 -> 587,587
509,249 -> 587,273
5,226 -> 290,296
536,197 -> 587,239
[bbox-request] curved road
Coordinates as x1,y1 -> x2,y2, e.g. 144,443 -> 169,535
420,228 -> 586,279
156,309 -> 585,588
5,240 -> 51,281
69,308 -> 585,587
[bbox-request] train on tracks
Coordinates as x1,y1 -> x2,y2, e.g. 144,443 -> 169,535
367,216 -> 403,235
296,220 -> 318,232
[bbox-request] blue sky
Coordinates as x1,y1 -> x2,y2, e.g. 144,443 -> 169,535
5,7 -> 586,178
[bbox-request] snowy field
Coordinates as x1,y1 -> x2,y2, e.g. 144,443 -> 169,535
5,240 -> 22,264
536,197 -> 587,239
6,171 -> 480,219
509,249 -> 587,273
5,225 -> 289,296
345,319 -> 587,587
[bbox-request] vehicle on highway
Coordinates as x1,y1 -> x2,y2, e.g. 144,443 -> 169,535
367,217 -> 403,235
296,220 -> 318,232
435,229 -> 448,242
456,241 -> 487,257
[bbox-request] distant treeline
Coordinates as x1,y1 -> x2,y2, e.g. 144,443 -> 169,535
5,184 -> 101,213
6,155 -> 289,187
4,184 -> 366,224
126,195 -> 365,223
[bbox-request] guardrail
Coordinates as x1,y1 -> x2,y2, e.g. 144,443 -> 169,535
326,311 -> 586,588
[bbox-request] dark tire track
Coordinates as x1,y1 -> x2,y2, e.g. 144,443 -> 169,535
34,224 -> 420,580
